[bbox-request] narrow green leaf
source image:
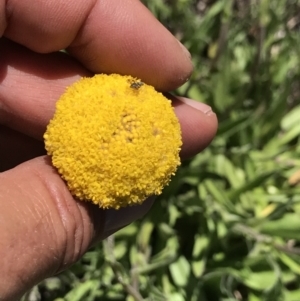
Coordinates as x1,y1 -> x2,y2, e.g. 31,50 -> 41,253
137,219 -> 154,250
278,123 -> 300,146
277,251 -> 300,275
260,213 -> 300,239
228,171 -> 275,200
281,105 -> 300,131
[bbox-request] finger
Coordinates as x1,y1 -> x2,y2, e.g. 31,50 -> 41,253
2,0 -> 192,91
0,39 -> 90,139
172,97 -> 218,158
0,156 -> 152,300
0,125 -> 45,171
0,39 -> 217,159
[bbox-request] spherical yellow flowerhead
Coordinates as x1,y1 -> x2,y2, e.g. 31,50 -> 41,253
44,74 -> 182,209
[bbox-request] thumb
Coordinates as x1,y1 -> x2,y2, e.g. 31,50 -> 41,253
0,157 -> 153,300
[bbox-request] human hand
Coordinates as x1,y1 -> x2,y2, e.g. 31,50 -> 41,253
0,0 -> 218,299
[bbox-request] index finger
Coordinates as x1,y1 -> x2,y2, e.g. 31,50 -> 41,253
2,0 -> 193,91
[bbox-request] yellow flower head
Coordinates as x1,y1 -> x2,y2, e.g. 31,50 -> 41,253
44,74 -> 182,209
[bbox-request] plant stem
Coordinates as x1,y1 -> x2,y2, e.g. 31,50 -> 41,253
104,236 -> 145,301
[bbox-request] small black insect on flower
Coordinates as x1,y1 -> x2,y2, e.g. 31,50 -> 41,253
130,81 -> 144,90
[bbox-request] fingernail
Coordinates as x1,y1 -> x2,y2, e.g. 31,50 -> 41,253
176,39 -> 192,61
178,97 -> 214,115
102,196 -> 155,238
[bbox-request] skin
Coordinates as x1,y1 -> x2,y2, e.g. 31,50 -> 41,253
0,0 -> 218,299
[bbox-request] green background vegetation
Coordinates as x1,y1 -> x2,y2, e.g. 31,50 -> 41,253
23,0 -> 300,300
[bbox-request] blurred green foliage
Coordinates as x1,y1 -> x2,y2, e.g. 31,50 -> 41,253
23,0 -> 300,300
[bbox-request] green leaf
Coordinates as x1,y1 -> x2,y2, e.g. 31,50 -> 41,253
192,260 -> 206,278
114,241 -> 128,260
243,270 -> 277,291
278,123 -> 300,146
214,154 -> 245,188
260,213 -> 300,239
277,251 -> 300,275
169,256 -> 191,287
192,235 -> 209,258
228,171 -> 275,200
283,288 -> 300,301
137,219 -> 154,250
281,105 -> 300,131
202,179 -> 236,210
64,280 -> 99,301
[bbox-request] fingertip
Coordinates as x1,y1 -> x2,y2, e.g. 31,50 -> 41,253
3,0 -> 193,91
67,0 -> 194,91
171,96 -> 218,159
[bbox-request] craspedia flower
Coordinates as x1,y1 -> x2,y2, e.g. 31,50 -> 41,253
44,74 -> 182,209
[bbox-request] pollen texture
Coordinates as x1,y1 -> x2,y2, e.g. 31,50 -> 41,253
44,74 -> 182,209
